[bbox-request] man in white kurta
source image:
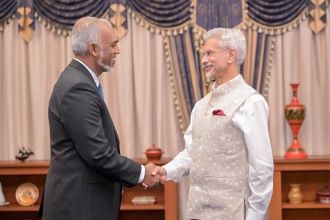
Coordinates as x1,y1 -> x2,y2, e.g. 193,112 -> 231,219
153,28 -> 274,220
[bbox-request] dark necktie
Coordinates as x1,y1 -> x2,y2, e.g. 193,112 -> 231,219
97,83 -> 104,100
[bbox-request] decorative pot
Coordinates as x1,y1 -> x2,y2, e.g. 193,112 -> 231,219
284,83 -> 307,159
0,182 -> 10,206
0,182 -> 5,205
316,185 -> 330,204
145,144 -> 163,160
288,184 -> 303,204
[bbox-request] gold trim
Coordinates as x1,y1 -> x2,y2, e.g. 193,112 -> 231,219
163,37 -> 188,133
36,13 -> 70,36
249,31 -> 257,84
192,25 -> 207,52
243,30 -> 251,83
309,0 -> 327,33
240,0 -> 248,29
17,7 -> 34,42
191,0 -> 197,25
184,32 -> 201,101
109,3 -> 127,39
263,36 -> 276,100
169,36 -> 191,127
0,14 -> 15,32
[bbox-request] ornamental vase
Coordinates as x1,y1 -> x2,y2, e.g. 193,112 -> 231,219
284,83 -> 307,159
0,182 -> 5,205
288,184 -> 303,204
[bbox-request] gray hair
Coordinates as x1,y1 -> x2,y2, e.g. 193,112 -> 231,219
71,17 -> 112,56
203,28 -> 246,66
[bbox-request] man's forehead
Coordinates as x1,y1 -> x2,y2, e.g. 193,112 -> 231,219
107,27 -> 119,43
202,38 -> 220,49
101,27 -> 118,43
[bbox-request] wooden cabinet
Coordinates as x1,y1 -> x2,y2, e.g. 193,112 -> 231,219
0,159 -> 177,220
269,156 -> 330,220
119,158 -> 177,220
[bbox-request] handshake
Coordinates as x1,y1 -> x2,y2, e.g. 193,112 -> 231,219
141,163 -> 167,189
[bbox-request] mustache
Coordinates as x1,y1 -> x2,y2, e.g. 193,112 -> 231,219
203,63 -> 212,69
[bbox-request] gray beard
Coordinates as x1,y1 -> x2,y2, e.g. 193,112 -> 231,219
206,71 -> 216,81
97,50 -> 112,72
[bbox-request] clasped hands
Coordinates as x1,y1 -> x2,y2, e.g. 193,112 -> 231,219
142,163 -> 167,189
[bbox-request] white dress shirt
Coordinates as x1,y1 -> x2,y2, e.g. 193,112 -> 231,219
164,77 -> 274,220
74,58 -> 145,183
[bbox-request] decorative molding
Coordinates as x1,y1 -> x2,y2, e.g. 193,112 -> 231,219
16,6 -> 34,42
309,0 -> 327,33
108,3 -> 127,39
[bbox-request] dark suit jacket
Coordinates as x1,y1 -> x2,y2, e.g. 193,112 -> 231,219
40,59 -> 141,220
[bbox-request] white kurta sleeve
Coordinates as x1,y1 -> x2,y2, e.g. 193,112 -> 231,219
232,94 -> 274,220
162,105 -> 197,182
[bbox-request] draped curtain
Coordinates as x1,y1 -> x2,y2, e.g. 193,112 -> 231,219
3,0 -> 326,131
0,20 -> 73,159
0,12 -> 183,160
1,1 -> 330,219
269,16 -> 330,156
0,13 -> 187,219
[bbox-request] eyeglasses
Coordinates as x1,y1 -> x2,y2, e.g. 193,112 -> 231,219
201,49 -> 227,59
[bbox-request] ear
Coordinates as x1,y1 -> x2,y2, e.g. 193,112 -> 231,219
87,44 -> 98,57
227,49 -> 237,64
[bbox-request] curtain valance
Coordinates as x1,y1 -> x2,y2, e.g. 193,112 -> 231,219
0,0 -> 16,31
34,0 -> 109,35
1,0 -> 328,40
247,0 -> 306,26
128,0 -> 191,28
244,0 -> 328,34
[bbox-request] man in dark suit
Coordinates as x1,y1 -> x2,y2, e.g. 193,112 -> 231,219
40,17 -> 159,220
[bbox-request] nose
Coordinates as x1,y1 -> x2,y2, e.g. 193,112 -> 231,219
201,54 -> 207,65
115,47 -> 120,55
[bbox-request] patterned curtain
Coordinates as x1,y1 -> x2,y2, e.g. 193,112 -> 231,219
127,0 -> 194,131
243,0 -> 314,98
163,29 -> 203,131
240,31 -> 274,98
163,0 -> 245,131
0,0 -> 328,131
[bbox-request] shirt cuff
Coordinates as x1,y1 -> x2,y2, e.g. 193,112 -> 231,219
138,165 -> 145,183
162,164 -> 174,181
245,208 -> 266,220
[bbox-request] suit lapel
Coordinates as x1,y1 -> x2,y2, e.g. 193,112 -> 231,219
69,59 -> 121,153
102,104 -> 121,154
114,128 -> 120,153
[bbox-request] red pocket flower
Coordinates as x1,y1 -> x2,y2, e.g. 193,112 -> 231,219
212,109 -> 226,116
